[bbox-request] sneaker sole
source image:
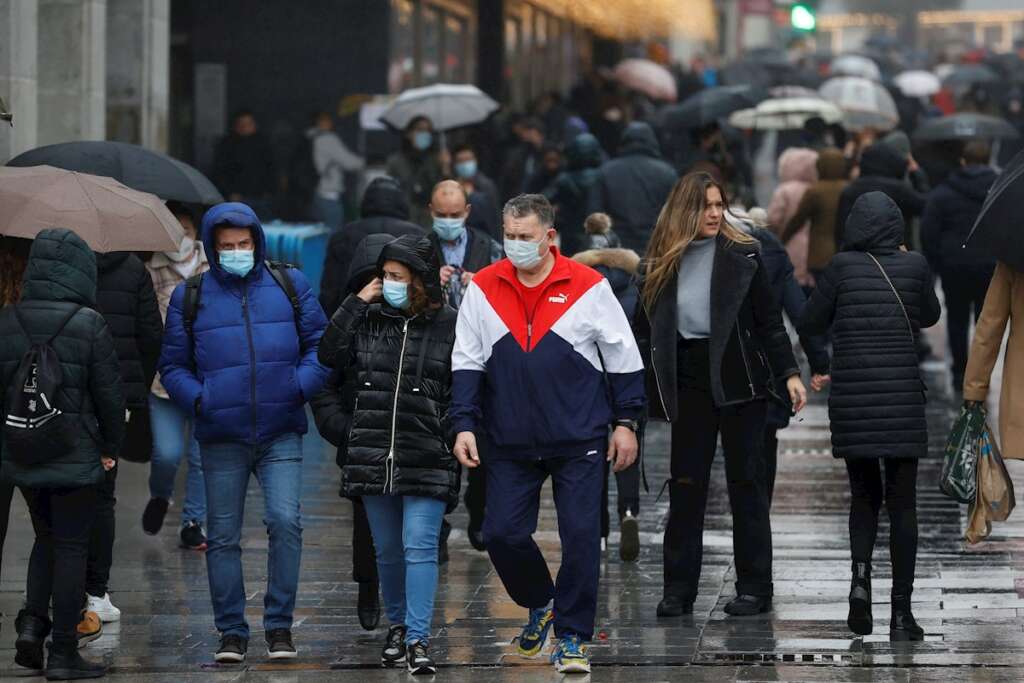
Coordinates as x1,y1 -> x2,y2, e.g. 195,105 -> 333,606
181,542 -> 208,551
77,631 -> 102,649
267,649 -> 298,660
214,652 -> 246,663
44,667 -> 107,680
91,610 -> 120,623
408,662 -> 437,675
619,517 -> 640,562
555,659 -> 591,674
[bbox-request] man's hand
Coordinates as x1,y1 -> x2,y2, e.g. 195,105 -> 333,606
357,277 -> 382,304
440,265 -> 456,287
811,374 -> 831,392
101,456 -> 117,472
607,426 -> 638,473
787,375 -> 808,413
453,431 -> 480,468
461,271 -> 475,286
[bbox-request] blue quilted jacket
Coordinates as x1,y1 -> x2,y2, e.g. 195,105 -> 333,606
158,202 -> 329,445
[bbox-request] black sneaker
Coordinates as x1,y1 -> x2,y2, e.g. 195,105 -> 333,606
214,634 -> 248,663
180,521 -> 207,550
380,624 -> 407,666
15,610 -> 50,672
406,640 -> 436,675
265,628 -> 296,660
142,497 -> 170,535
357,581 -> 381,631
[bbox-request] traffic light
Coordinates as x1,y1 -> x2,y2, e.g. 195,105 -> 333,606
790,3 -> 816,32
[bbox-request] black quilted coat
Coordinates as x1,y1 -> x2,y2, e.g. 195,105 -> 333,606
317,236 -> 459,505
798,192 -> 941,460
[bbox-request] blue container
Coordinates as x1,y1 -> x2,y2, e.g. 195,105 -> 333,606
262,222 -> 330,296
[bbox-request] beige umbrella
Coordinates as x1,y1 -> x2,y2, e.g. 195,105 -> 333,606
0,165 -> 183,252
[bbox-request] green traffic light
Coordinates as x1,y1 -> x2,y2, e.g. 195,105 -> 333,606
791,4 -> 816,31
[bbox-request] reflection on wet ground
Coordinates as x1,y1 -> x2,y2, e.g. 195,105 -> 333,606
2,345 -> 1022,680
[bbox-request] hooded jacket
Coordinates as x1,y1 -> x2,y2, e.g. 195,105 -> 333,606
783,148 -> 848,271
921,165 -> 998,271
589,122 -> 678,253
317,235 -> 460,504
799,192 -> 941,460
319,177 -> 425,316
158,202 -> 329,445
835,144 -> 927,248
94,251 -> 163,409
767,147 -> 818,282
546,133 -> 605,255
0,229 -> 125,489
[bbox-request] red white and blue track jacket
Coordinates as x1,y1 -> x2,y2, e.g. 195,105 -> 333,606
450,249 -> 645,457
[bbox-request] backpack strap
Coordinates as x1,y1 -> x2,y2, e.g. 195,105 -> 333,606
265,260 -> 302,334
182,272 -> 205,339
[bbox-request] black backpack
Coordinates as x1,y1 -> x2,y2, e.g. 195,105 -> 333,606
3,305 -> 82,464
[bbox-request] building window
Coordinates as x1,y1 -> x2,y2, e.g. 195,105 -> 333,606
422,5 -> 442,84
389,0 -> 417,94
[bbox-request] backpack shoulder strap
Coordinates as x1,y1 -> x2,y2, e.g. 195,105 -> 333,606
182,272 -> 205,338
265,260 -> 302,331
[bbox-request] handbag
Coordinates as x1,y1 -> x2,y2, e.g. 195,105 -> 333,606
866,253 -> 928,401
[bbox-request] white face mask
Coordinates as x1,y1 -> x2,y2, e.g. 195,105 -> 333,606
504,236 -> 547,270
167,237 -> 196,262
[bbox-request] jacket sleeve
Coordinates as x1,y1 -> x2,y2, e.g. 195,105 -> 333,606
449,281 -> 488,435
309,367 -> 350,449
157,283 -> 204,416
963,261 -> 1012,402
590,278 -> 646,419
135,265 -> 164,390
775,244 -> 830,375
318,233 -> 347,317
781,189 -> 815,244
835,189 -> 852,250
318,293 -> 368,369
751,256 -> 800,380
288,268 -> 330,402
798,261 -> 840,337
919,190 -> 944,270
89,312 -> 126,456
918,258 -> 942,330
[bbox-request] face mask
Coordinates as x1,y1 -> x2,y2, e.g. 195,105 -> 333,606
382,280 -> 410,310
432,217 -> 466,242
504,237 -> 546,270
412,131 -> 433,151
218,248 -> 255,277
167,237 -> 196,263
454,160 -> 477,179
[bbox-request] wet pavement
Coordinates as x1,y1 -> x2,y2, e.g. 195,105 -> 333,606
2,324 -> 1023,681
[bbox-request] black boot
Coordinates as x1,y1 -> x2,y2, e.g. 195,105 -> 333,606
15,609 -> 51,671
438,519 -> 451,565
847,561 -> 873,636
357,581 -> 381,631
656,594 -> 693,617
890,583 -> 924,642
44,640 -> 107,680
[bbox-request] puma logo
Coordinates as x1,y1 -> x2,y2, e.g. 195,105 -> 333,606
548,293 -> 568,304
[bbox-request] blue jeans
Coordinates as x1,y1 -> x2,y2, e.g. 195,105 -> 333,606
362,495 -> 445,644
148,394 -> 206,526
312,194 -> 344,230
200,434 -> 303,638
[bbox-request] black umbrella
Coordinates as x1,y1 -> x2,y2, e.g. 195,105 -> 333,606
914,113 -> 1020,142
965,146 -> 1024,272
7,140 -> 223,205
943,64 -> 1000,89
661,86 -> 765,130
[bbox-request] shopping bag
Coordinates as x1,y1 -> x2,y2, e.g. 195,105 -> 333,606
965,424 -> 1016,544
940,404 -> 985,503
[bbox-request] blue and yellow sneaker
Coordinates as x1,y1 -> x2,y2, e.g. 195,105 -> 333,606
551,634 -> 590,674
514,606 -> 554,657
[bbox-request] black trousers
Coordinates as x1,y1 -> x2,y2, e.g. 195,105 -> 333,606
600,459 -> 641,539
0,479 -> 14,581
764,429 -> 779,507
350,497 -> 378,584
85,466 -> 117,597
941,267 -> 993,392
23,485 -> 97,645
845,458 -> 919,586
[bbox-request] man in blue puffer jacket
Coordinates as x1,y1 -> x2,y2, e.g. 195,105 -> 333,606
158,202 -> 328,664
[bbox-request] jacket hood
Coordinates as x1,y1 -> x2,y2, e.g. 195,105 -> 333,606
377,234 -> 443,305
200,201 -> 265,282
572,248 -> 640,274
21,228 -> 97,306
881,130 -> 911,158
347,233 -> 396,294
817,148 -> 847,180
859,144 -> 908,180
96,251 -> 131,273
618,121 -> 662,158
842,191 -> 905,252
777,148 -> 818,184
565,133 -> 605,171
947,165 -> 997,203
361,176 -> 411,220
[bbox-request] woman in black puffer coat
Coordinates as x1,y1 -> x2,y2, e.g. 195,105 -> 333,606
317,234 -> 457,673
799,191 -> 941,643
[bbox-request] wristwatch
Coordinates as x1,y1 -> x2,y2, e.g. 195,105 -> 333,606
613,419 -> 639,433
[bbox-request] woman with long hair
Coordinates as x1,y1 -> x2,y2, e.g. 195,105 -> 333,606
317,235 -> 458,675
634,172 -> 806,618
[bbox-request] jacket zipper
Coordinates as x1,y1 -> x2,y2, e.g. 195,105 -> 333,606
735,324 -> 756,398
384,318 -> 410,494
241,289 -> 258,442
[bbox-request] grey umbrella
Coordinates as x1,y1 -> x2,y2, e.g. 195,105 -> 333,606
914,113 -> 1020,142
942,64 -> 999,89
7,140 -> 223,205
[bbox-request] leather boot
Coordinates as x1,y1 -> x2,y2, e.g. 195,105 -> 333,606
44,640 -> 107,680
847,561 -> 873,635
15,609 -> 51,671
656,593 -> 694,617
890,582 -> 924,642
357,581 -> 381,631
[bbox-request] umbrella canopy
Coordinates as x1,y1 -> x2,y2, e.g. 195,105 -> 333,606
729,97 -> 843,131
0,166 -> 184,253
894,70 -> 942,98
965,147 -> 1024,272
942,63 -> 1000,89
7,140 -> 223,205
831,54 -> 882,81
614,59 -> 677,102
914,113 -> 1020,142
770,85 -> 820,99
661,86 -> 765,130
380,83 -> 499,132
819,76 -> 899,132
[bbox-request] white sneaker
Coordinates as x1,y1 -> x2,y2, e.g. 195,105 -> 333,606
86,593 -> 121,623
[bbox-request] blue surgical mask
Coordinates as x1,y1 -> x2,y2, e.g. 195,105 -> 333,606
504,237 -> 546,270
412,131 -> 433,151
455,160 -> 478,179
433,217 -> 466,242
382,280 -> 410,310
218,248 -> 255,277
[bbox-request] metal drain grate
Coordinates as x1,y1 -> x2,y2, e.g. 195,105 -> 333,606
696,652 -> 856,665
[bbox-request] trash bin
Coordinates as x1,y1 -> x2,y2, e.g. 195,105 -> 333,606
262,222 -> 330,296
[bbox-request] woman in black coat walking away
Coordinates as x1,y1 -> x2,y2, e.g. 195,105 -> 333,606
317,235 -> 458,675
635,172 -> 806,618
799,191 -> 941,642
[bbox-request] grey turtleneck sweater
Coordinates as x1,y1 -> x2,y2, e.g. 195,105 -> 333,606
676,237 -> 715,339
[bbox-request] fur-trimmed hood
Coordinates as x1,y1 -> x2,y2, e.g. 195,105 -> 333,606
572,248 -> 640,274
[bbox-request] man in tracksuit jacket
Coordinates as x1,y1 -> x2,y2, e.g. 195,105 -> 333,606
450,194 -> 645,674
